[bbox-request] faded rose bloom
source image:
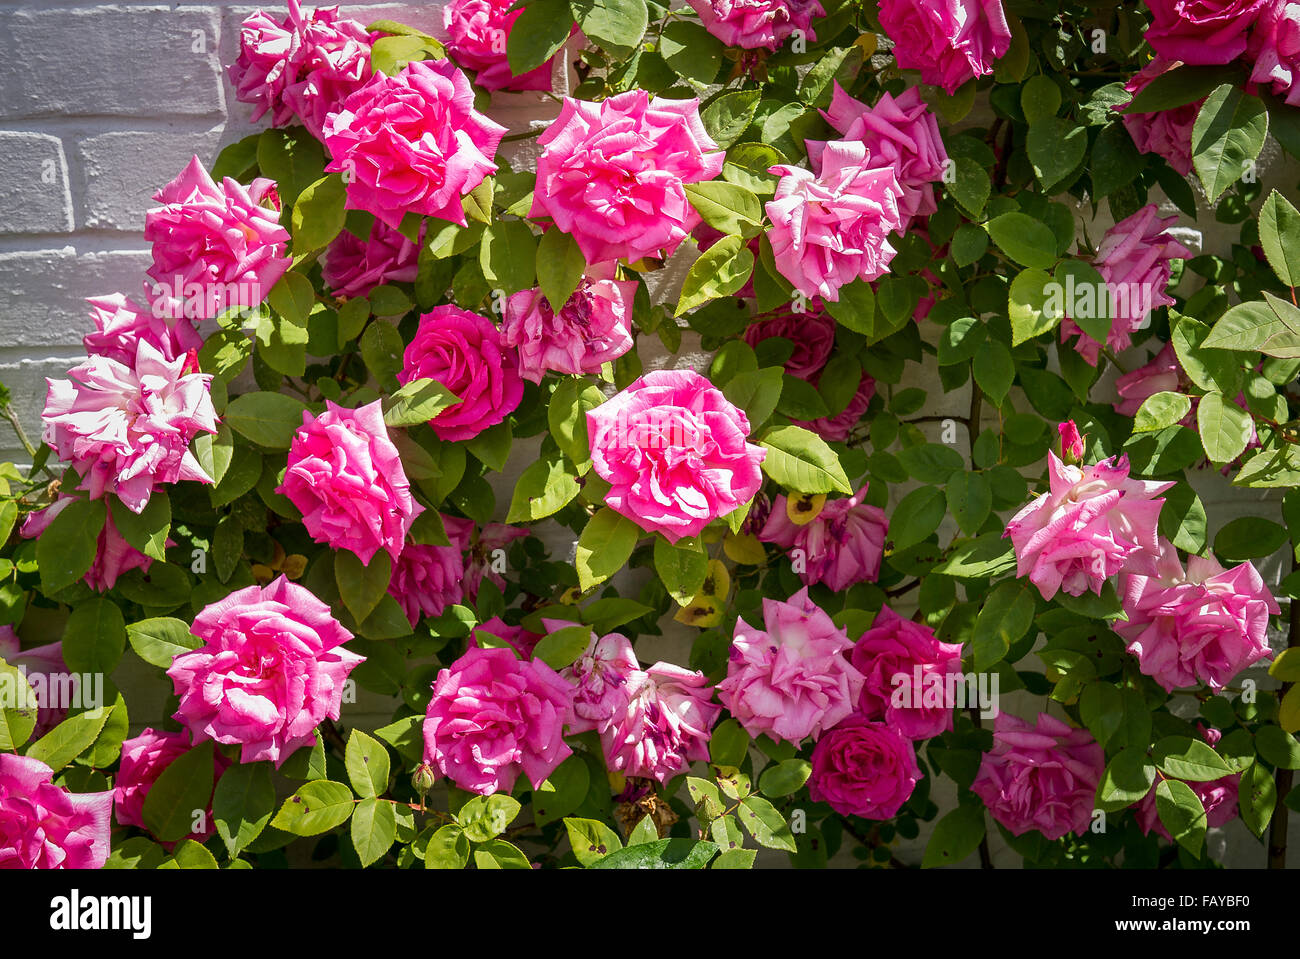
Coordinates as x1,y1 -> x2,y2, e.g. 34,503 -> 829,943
808,717 -> 921,819
759,485 -> 888,591
322,219 -> 421,300
793,368 -> 876,441
1250,2 -> 1300,105
1113,342 -> 1185,417
83,293 -> 201,365
469,616 -> 544,660
1118,57 -> 1203,176
114,728 -> 230,844
443,0 -> 557,91
685,0 -> 825,50
601,663 -> 722,783
560,629 -> 641,733
0,631 -> 68,738
386,520 -> 473,627
971,712 -> 1105,841
1143,0 -> 1267,65
877,0 -> 1013,94
0,754 -> 113,869
742,307 -> 837,380
849,606 -> 964,741
21,495 -> 156,593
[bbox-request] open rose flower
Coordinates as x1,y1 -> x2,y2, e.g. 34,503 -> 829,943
561,629 -> 641,732
469,616 -> 544,660
322,219 -> 421,300
386,518 -> 474,627
686,0 -> 825,50
529,90 -> 725,264
1142,0 -> 1266,65
22,495 -> 158,592
0,754 -> 113,869
808,717 -> 921,819
849,606 -> 964,741
443,0 -> 558,91
168,576 -> 365,766
586,369 -> 765,543
743,307 -> 837,379
1250,2 -> 1300,105
323,58 -> 506,229
1113,342 -> 1186,416
759,485 -> 888,590
601,663 -> 722,783
877,0 -> 1013,94
1118,57 -> 1203,176
278,399 -> 423,564
114,729 -> 230,844
83,293 -> 201,365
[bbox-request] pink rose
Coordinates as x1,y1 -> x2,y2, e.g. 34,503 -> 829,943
560,629 -> 641,733
717,587 -> 865,744
767,140 -> 904,301
278,399 -> 423,565
0,754 -> 113,869
529,90 -> 725,264
808,717 -> 921,819
469,616 -> 544,660
22,495 -> 158,592
323,59 -> 506,229
586,369 -> 766,543
742,307 -> 837,380
398,305 -> 524,442
83,293 -> 202,365
849,606 -> 964,741
971,712 -> 1105,841
1135,775 -> 1239,839
1113,342 -> 1185,416
1006,452 -> 1174,601
322,219 -> 421,300
443,0 -> 558,91
759,485 -> 888,590
422,646 -> 574,795
1143,0 -> 1267,65
877,0 -> 1013,94
144,156 -> 290,321
168,576 -> 365,766
1250,2 -> 1300,105
114,728 -> 231,844
0,631 -> 68,738
601,663 -> 722,783
792,367 -> 876,441
1118,57 -> 1203,176
685,0 -> 826,50
42,340 -> 218,513
386,522 -> 473,627
1058,419 -> 1085,462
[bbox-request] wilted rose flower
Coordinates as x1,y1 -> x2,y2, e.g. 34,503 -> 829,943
443,0 -> 557,91
793,368 -> 876,441
469,616 -> 544,660
114,728 -> 230,843
971,712 -> 1104,841
1113,342 -> 1185,417
529,90 -> 725,264
323,58 -> 506,229
717,587 -> 864,744
742,307 -> 837,380
399,305 -> 524,442
1250,2 -> 1300,105
386,519 -> 474,627
0,631 -> 68,738
586,369 -> 765,543
322,219 -> 421,300
279,400 -> 423,565
0,754 -> 113,869
601,663 -> 722,783
685,0 -> 825,50
759,485 -> 888,590
144,156 -> 290,321
1142,0 -> 1266,65
168,576 -> 365,766
877,0 -> 1013,94
83,293 -> 201,365
560,629 -> 641,732
21,495 -> 157,593
849,606 -> 964,741
808,717 -> 921,819
42,339 -> 218,513
423,646 -> 574,795
1118,57 -> 1203,176
767,140 -> 904,301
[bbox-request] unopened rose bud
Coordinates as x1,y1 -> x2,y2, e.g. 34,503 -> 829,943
412,762 -> 436,802
1058,420 -> 1085,465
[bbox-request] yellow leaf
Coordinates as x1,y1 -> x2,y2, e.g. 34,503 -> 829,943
723,533 -> 767,566
786,492 -> 827,526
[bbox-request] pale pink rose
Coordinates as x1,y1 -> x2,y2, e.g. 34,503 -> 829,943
501,265 -> 637,383
529,90 -> 725,264
766,140 -> 904,301
322,219 -> 421,300
168,575 -> 364,766
717,587 -> 865,744
443,0 -> 557,91
849,606 -> 964,741
560,629 -> 641,733
742,307 -> 837,380
1113,342 -> 1185,417
386,520 -> 473,627
793,367 -> 876,441
398,305 -> 524,442
1250,2 -> 1300,105
323,58 -> 505,229
278,399 -> 424,565
1118,57 -> 1203,176
685,0 -> 825,50
1143,0 -> 1267,65
601,663 -> 722,783
144,156 -> 290,322
422,646 -> 574,795
469,616 -> 543,660
42,340 -> 218,513
971,712 -> 1105,841
21,495 -> 159,594
877,0 -> 1013,94
1059,419 -> 1085,462
759,485 -> 888,590
0,631 -> 68,738
0,754 -> 113,869
808,717 -> 921,819
83,293 -> 202,365
586,369 -> 766,543
114,728 -> 230,844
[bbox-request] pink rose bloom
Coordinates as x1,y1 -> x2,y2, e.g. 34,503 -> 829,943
469,616 -> 544,660
114,728 -> 231,844
278,399 -> 423,565
323,58 -> 505,229
1113,342 -> 1185,417
1250,2 -> 1300,105
0,754 -> 113,869
144,156 -> 290,322
399,305 -> 524,442
1117,540 -> 1278,691
1059,419 -> 1085,462
529,90 -> 725,264
759,485 -> 888,590
0,631 -> 68,738
230,0 -> 373,140
322,219 -> 421,300
168,576 -> 364,766
877,0 -> 1013,94
443,0 -> 557,91
560,629 -> 641,733
601,663 -> 722,783
586,369 -> 766,543
685,0 -> 825,50
422,646 -> 574,795
22,495 -> 158,593
386,525 -> 472,627
742,306 -> 837,380
501,265 -> 637,383
1118,57 -> 1203,176
83,293 -> 201,365
1005,451 -> 1174,601
849,606 -> 964,741
42,340 -> 218,513
767,140 -> 904,302
793,367 -> 876,441
971,712 -> 1105,841
808,717 -> 921,819
717,587 -> 865,744
1143,0 -> 1267,65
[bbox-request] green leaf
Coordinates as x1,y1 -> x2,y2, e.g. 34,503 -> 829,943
60,597 -> 125,676
1194,84 -> 1270,204
1214,516 -> 1287,560
161,840 -> 219,869
659,18 -> 724,83
890,486 -> 945,551
1079,682 -> 1124,749
533,624 -> 594,671
1203,294 -> 1300,358
1123,63 -> 1247,114
1027,117 -> 1087,192
425,824 -> 470,869
946,471 -> 992,536
1152,736 -> 1234,782
26,705 -> 115,774
474,838 -> 533,869
345,729 -> 391,799
676,235 -> 755,315
480,218 -> 538,294
213,761 -> 275,859
759,425 -> 852,494
359,320 -> 406,391
335,549 -> 392,624
1090,120 -> 1144,198
549,378 -> 605,468
537,228 -> 587,313
709,718 -> 750,767
1096,747 -> 1156,812
507,0 -> 574,74
569,0 -> 648,58
722,367 -> 784,430
272,780 -> 355,836
1133,391 -> 1192,433
589,837 -> 719,868
654,535 -> 709,605
935,533 -> 1016,578
564,816 -> 624,866
1155,779 -> 1207,857
1196,391 -> 1252,462
987,213 -> 1059,269
109,493 -> 170,562
383,378 -> 460,427
1260,189 -> 1300,287
973,339 -> 1014,405
37,497 -> 105,593
224,391 -> 309,450
735,795 -> 796,852
685,182 -> 762,237
758,759 -> 811,797
1238,760 -> 1276,838
971,580 -> 1035,670
291,174 -> 348,253
458,793 -> 522,842
0,661 -> 37,751
142,741 -> 215,843
575,507 -> 640,591
351,797 -> 397,867
921,802 -> 986,868
1256,725 -> 1300,769
126,617 -> 202,670
823,280 -> 876,335
702,91 -> 761,148
505,454 -> 580,522
533,754 -> 591,826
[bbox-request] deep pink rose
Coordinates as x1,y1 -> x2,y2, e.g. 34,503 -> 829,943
529,90 -> 725,264
1058,420 -> 1085,462
808,717 -> 921,818
469,616 -> 544,660
0,632 -> 68,738
686,0 -> 825,50
971,712 -> 1105,841
278,399 -> 423,565
759,485 -> 888,590
144,156 -> 290,321
322,219 -> 421,300
422,646 -> 574,795
168,576 -> 365,766
83,293 -> 201,365
586,369 -> 766,543
323,59 -> 505,229
877,0 -> 1013,94
21,495 -> 157,592
386,519 -> 473,627
601,663 -> 722,783
793,367 -> 876,441
42,340 -> 218,513
398,305 -> 524,442
1113,342 -> 1185,416
1143,0 -> 1266,65
742,307 -> 837,380
1250,2 -> 1300,105
114,728 -> 230,844
0,754 -> 113,869
1118,58 -> 1203,176
560,629 -> 641,733
849,606 -> 964,741
717,587 -> 865,744
443,0 -> 558,91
